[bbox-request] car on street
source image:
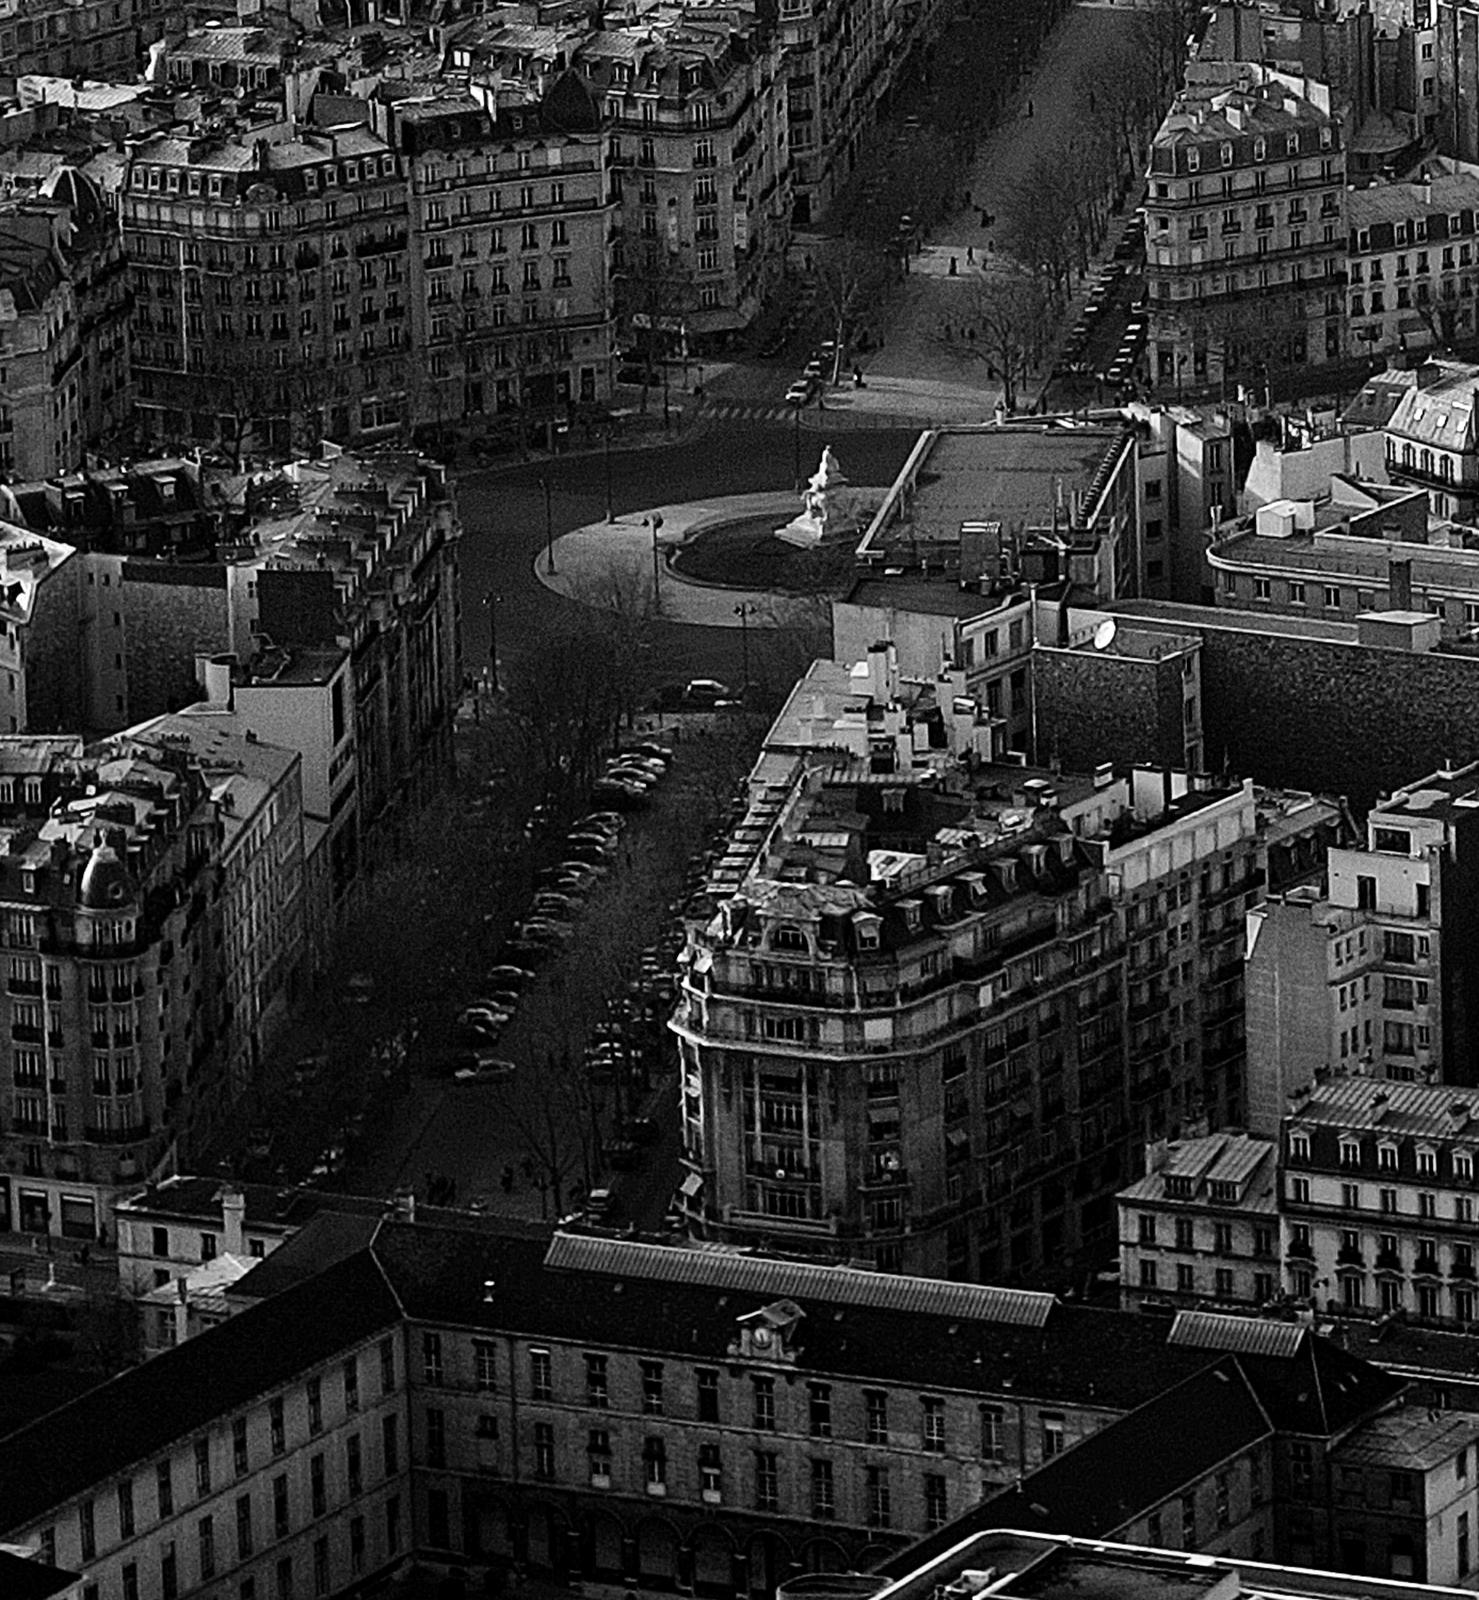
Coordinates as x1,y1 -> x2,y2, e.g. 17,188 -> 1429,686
631,743 -> 672,764
584,1186 -> 615,1220
574,811 -> 624,833
487,964 -> 534,987
453,1057 -> 518,1083
592,777 -> 649,807
785,379 -> 816,406
684,678 -> 732,706
533,892 -> 582,918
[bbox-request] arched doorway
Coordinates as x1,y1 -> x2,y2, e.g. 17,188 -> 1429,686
797,1538 -> 850,1575
587,1509 -> 627,1581
525,1504 -> 573,1579
692,1523 -> 737,1599
639,1517 -> 683,1590
747,1531 -> 794,1598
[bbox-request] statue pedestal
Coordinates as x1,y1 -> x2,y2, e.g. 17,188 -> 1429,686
775,511 -> 827,548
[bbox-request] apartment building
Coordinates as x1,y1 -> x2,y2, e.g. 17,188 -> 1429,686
1245,763 -> 1479,1125
0,525 -> 83,736
671,647 -> 1339,1282
1145,68 -> 1346,397
578,10 -> 791,346
387,78 -> 615,441
124,711 -> 307,1100
1203,475 -> 1479,631
0,0 -> 151,80
0,1211 -> 1351,1599
899,1313 -> 1479,1588
122,120 -> 411,455
778,0 -> 947,227
1348,168 -> 1479,361
0,736 -> 226,1246
1281,1078 -> 1479,1326
1118,1132 -> 1281,1310
1366,358 -> 1479,522
0,1247 -> 410,1600
0,212 -> 82,480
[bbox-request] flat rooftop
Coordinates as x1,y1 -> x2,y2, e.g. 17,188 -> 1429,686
911,427 -> 1127,543
1378,763 -> 1479,824
1109,598 -> 1361,645
841,575 -> 1018,617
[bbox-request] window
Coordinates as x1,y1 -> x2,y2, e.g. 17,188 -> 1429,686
380,1336 -> 396,1393
474,1340 -> 497,1391
157,1460 -> 174,1519
643,1436 -> 667,1493
1289,581 -> 1306,604
697,1367 -> 720,1423
162,1544 -> 178,1600
1138,1213 -> 1157,1245
198,1516 -> 216,1581
233,1416 -> 249,1477
276,1559 -> 293,1600
641,1359 -> 665,1416
270,1397 -> 285,1456
425,1410 -> 445,1471
534,1421 -> 556,1479
585,1352 -> 609,1409
863,1389 -> 889,1445
236,1494 -> 254,1560
1042,1412 -> 1066,1458
585,1426 -> 613,1487
80,1500 -> 96,1562
347,1434 -> 362,1497
699,1442 -> 723,1501
307,1376 -> 323,1434
382,1414 -> 399,1477
195,1437 -> 212,1497
866,1464 -> 892,1528
922,1396 -> 946,1453
531,1348 -> 552,1400
753,1375 -> 776,1431
423,1333 -> 444,1385
981,1405 -> 1005,1460
344,1356 -> 360,1411
809,1381 -> 832,1437
924,1472 -> 948,1531
1182,1492 -> 1197,1543
310,1452 -> 327,1516
385,1497 -> 401,1555
313,1535 -> 330,1597
273,1474 -> 290,1539
755,1450 -> 779,1511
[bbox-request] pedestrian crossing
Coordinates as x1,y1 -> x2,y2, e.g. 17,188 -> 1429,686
701,397 -> 805,426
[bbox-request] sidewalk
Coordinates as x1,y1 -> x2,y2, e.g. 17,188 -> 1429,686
537,492 -> 833,627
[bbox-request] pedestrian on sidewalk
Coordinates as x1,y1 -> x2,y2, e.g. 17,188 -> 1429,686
967,245 -> 974,263
1026,99 -> 1034,118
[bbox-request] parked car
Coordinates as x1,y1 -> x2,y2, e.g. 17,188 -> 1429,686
785,378 -> 816,406
487,965 -> 534,987
585,1187 -> 615,1220
631,743 -> 673,764
453,1057 -> 518,1082
574,811 -> 624,833
592,778 -> 649,808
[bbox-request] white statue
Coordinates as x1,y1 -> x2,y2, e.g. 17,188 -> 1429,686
776,445 -> 855,548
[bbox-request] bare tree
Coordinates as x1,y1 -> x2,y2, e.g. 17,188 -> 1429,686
810,238 -> 892,381
930,262 -> 1048,413
615,236 -> 697,424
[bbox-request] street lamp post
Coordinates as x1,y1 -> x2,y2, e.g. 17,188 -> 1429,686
540,476 -> 555,574
646,513 -> 665,609
483,590 -> 502,695
734,601 -> 757,693
604,425 -> 615,524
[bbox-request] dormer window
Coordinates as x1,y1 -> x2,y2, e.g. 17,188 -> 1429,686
1209,1180 -> 1238,1203
1417,1145 -> 1437,1176
853,913 -> 882,951
1220,142 -> 1233,166
1378,1141 -> 1398,1170
1457,1151 -> 1474,1182
1289,1130 -> 1310,1162
925,884 -> 954,921
1254,137 -> 1267,161
1341,1138 -> 1363,1168
1165,1176 -> 1194,1198
771,923 -> 807,953
898,899 -> 921,931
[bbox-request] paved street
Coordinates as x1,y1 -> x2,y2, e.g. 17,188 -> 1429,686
708,0 -> 1146,425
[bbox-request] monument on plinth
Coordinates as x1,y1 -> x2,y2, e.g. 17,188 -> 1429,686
775,444 -> 860,548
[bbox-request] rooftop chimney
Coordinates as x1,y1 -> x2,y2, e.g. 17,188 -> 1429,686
220,1184 -> 245,1256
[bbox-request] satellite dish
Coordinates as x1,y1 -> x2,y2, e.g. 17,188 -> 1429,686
1093,619 -> 1118,651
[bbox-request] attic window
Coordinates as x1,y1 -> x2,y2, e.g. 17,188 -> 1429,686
771,924 -> 807,953
1165,1176 -> 1194,1198
853,914 -> 882,951
898,899 -> 922,931
1209,1180 -> 1238,1203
